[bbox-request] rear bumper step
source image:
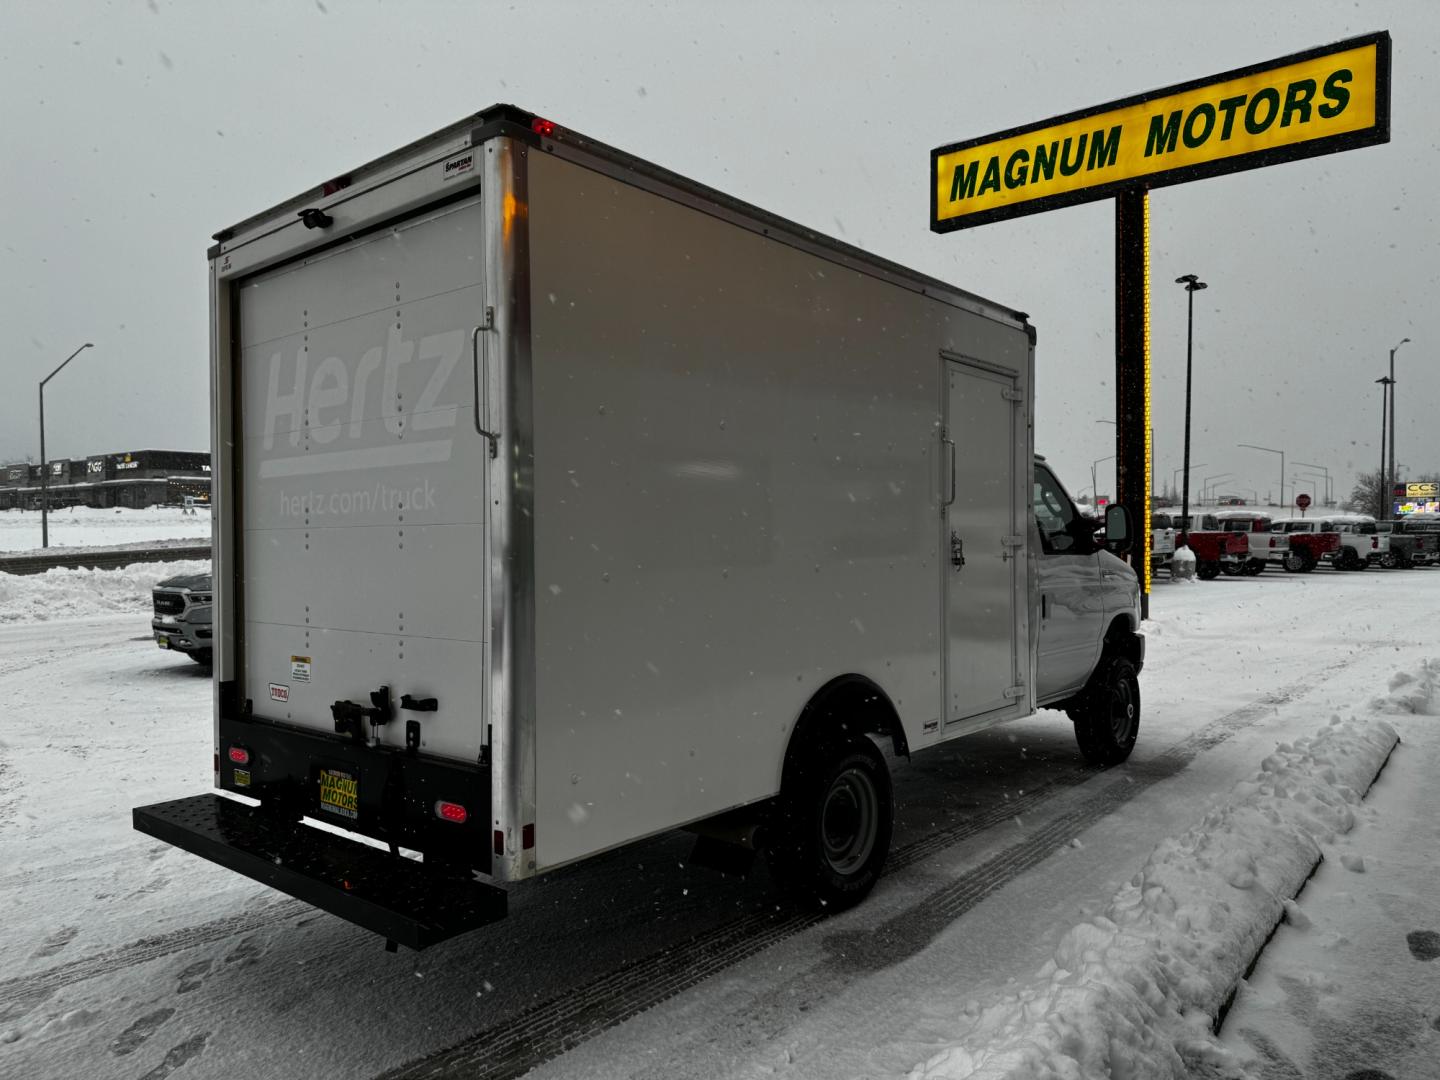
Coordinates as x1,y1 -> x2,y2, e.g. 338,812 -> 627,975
134,793 -> 506,950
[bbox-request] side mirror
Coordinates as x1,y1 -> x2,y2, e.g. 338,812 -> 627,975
1103,504 -> 1133,554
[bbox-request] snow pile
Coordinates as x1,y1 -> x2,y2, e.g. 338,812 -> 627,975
909,714 -> 1398,1080
0,505 -> 210,553
1371,660 -> 1439,715
0,560 -> 208,623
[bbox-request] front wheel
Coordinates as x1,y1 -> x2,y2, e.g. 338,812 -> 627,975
1068,655 -> 1140,767
767,735 -> 892,911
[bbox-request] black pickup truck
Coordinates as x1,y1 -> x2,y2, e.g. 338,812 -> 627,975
151,571 -> 213,663
1375,520 -> 1440,568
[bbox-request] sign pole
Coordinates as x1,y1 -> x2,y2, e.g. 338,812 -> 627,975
1115,188 -> 1150,619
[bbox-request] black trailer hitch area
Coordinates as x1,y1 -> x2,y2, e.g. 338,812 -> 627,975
331,686 -> 394,744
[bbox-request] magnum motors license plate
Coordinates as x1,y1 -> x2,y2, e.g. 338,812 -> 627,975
318,768 -> 359,820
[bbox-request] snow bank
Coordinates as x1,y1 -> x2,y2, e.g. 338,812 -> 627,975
0,505 -> 210,553
909,714 -> 1399,1080
0,560 -> 208,623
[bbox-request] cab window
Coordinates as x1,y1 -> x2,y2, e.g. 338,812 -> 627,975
1032,465 -> 1083,554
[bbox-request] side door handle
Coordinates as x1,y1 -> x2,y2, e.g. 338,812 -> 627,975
472,308 -> 500,457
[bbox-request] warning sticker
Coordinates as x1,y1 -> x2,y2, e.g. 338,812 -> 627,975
290,655 -> 312,683
269,683 -> 290,703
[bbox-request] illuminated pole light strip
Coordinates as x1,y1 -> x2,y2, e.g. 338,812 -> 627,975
1142,192 -> 1152,596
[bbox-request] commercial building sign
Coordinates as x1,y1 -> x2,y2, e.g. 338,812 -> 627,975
931,32 -> 1390,231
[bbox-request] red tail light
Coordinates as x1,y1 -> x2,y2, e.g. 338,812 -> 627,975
531,117 -> 557,137
228,746 -> 250,765
435,801 -> 468,824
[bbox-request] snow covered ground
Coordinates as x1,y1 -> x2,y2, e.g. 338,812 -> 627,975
0,566 -> 1436,1079
0,506 -> 212,554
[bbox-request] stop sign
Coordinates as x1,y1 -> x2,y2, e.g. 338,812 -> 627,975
1296,493 -> 1312,509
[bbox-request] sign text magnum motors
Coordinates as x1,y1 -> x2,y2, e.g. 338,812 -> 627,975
931,32 -> 1390,231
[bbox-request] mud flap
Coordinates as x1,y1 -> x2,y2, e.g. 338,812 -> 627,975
134,794 -> 506,950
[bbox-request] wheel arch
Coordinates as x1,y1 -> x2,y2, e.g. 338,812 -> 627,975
781,674 -> 909,789
1103,614 -> 1144,672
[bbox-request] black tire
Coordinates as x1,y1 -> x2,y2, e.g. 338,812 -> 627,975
1196,561 -> 1220,580
1221,561 -> 1242,576
767,735 -> 892,911
1335,548 -> 1361,571
189,649 -> 213,665
1282,549 -> 1312,573
1243,559 -> 1266,576
1379,550 -> 1400,569
1068,655 -> 1140,767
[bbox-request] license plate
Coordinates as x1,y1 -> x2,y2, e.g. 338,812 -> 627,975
156,635 -> 170,649
318,768 -> 359,820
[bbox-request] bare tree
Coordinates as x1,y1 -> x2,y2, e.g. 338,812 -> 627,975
1344,469 -> 1387,517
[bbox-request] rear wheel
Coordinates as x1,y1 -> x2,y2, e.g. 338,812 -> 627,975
1243,559 -> 1266,576
767,735 -> 892,911
1196,561 -> 1220,580
1380,550 -> 1400,569
1068,655 -> 1140,767
1336,548 -> 1362,571
1221,561 -> 1242,576
1282,549 -> 1315,573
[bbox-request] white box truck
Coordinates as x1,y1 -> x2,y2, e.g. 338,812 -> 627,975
135,106 -> 1144,949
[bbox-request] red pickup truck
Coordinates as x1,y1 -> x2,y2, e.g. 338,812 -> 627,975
1270,519 -> 1342,573
1177,513 -> 1250,580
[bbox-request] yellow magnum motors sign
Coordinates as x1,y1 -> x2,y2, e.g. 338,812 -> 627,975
932,32 -> 1389,231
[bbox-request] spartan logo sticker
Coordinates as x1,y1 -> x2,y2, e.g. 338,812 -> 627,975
442,150 -> 474,181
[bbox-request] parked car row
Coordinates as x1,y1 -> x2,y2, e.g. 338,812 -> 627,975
1150,511 -> 1439,580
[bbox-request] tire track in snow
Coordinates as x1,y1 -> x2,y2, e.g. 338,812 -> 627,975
0,649 -> 1369,1054
376,658 -> 1363,1080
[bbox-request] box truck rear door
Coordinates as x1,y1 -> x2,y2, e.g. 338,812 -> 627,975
236,197 -> 490,763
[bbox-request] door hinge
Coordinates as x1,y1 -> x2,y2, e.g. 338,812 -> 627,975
1001,533 -> 1025,560
1001,387 -> 1024,402
1002,683 -> 1027,700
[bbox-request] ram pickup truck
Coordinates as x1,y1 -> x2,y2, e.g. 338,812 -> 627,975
151,572 -> 214,664
1375,520 -> 1439,567
1214,510 -> 1288,575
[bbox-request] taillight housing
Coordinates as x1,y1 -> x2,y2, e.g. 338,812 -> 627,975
435,801 -> 468,824
531,117 -> 557,137
228,746 -> 250,766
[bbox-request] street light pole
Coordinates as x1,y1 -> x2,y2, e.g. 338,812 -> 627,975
1375,377 -> 1393,518
1386,337 -> 1409,518
39,342 -> 95,548
1293,461 -> 1332,506
1092,454 -> 1115,506
1175,275 -> 1207,543
1238,444 -> 1285,511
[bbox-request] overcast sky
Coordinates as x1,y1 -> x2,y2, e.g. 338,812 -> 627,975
2,0 -> 1434,506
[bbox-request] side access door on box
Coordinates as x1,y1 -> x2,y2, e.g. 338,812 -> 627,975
940,354 -> 1030,731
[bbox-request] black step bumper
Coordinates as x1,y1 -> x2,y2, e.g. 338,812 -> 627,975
134,794 -> 506,950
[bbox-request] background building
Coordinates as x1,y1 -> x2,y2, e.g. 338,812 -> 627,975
0,449 -> 210,510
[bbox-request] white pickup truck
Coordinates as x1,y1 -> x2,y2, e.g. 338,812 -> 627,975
1150,511 -> 1177,576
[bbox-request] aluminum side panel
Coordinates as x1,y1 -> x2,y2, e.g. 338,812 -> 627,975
524,151 -> 1029,870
